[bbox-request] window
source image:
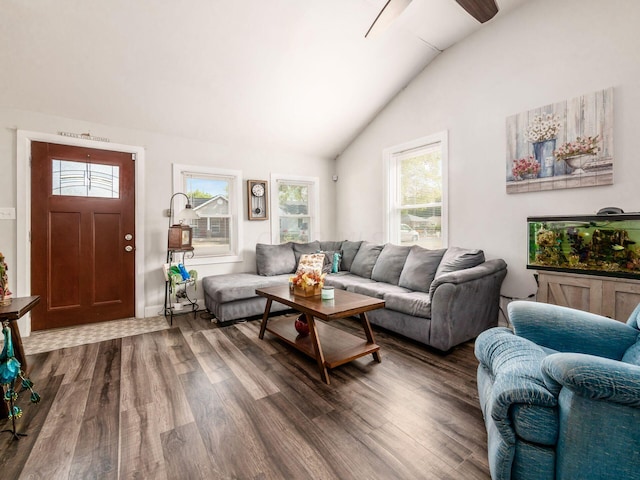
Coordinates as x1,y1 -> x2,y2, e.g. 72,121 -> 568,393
173,164 -> 243,264
384,132 -> 448,249
52,159 -> 119,198
271,174 -> 319,244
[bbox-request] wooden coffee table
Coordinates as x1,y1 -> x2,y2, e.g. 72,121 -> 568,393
257,285 -> 384,384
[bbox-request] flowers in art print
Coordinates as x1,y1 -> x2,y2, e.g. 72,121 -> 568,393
554,135 -> 600,161
511,155 -> 540,180
524,114 -> 562,143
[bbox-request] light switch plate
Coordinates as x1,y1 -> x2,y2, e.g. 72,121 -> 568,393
0,207 -> 16,220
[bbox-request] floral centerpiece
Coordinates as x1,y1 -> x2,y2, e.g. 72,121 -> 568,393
0,252 -> 12,306
524,114 -> 561,143
553,135 -> 600,161
290,270 -> 325,297
512,155 -> 540,180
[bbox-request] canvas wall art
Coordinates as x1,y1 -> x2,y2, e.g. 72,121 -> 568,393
506,87 -> 613,193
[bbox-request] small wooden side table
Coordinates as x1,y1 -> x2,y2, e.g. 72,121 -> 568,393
0,296 -> 40,419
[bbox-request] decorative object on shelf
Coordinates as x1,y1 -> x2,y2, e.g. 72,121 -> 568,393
294,314 -> 310,336
247,180 -> 268,221
167,192 -> 200,249
1,320 -> 40,440
511,155 -> 540,181
0,252 -> 11,307
506,87 -> 613,193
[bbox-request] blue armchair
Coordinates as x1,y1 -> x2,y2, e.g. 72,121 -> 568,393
475,301 -> 640,480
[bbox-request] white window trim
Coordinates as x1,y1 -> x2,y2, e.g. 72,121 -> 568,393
383,131 -> 448,246
270,173 -> 320,244
172,163 -> 243,264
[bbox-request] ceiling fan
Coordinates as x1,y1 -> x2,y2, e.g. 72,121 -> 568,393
365,0 -> 499,38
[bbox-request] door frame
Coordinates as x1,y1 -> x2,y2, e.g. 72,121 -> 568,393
16,130 -> 146,336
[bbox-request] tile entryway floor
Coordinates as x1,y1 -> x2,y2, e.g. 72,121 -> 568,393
19,316 -> 172,354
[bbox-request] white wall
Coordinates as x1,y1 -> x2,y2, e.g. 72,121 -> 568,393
0,108 -> 336,327
336,0 -> 640,299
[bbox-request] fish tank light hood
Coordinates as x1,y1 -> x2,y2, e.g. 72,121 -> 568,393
527,212 -> 640,279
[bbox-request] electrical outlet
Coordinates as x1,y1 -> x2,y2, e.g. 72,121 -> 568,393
0,207 -> 16,220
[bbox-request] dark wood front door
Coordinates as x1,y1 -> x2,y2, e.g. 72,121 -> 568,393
30,142 -> 136,330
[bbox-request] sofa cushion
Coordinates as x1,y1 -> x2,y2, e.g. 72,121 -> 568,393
350,242 -> 384,278
340,240 -> 362,271
256,243 -> 296,276
292,241 -> 321,264
434,246 -> 485,278
383,291 -> 432,318
398,246 -> 446,293
324,272 -> 376,291
352,282 -> 411,300
319,240 -> 344,252
371,244 -> 411,285
202,273 -> 291,303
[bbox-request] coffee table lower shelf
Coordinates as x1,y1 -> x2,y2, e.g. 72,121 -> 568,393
264,316 -> 380,370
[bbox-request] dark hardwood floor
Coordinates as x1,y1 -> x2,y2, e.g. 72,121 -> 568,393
0,313 -> 490,479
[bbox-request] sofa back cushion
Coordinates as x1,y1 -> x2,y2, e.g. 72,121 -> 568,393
350,242 -> 384,279
398,246 -> 447,293
434,246 -> 485,278
319,240 -> 344,252
428,246 -> 485,297
340,240 -> 363,271
256,243 -> 296,276
371,244 -> 411,285
292,241 -> 321,265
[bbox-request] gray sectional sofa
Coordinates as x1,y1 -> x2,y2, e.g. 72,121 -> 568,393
202,240 -> 507,351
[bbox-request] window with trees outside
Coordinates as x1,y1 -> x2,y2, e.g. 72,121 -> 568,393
173,164 -> 243,264
271,174 -> 319,244
384,132 -> 448,249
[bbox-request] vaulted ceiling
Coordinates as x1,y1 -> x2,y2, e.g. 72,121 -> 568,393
1,0 -> 530,158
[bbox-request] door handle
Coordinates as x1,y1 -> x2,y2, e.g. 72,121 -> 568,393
125,245 -> 133,252
124,234 -> 133,241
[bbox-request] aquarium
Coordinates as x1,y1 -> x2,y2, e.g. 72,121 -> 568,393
527,214 -> 640,279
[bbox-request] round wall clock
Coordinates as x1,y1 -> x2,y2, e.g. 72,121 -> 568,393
251,183 -> 265,197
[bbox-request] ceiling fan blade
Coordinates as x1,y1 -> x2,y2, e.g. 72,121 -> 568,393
454,0 -> 499,23
365,0 -> 413,38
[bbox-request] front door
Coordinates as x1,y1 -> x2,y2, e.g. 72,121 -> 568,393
30,142 -> 136,330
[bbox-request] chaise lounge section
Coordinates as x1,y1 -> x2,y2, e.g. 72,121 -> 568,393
202,240 -> 507,351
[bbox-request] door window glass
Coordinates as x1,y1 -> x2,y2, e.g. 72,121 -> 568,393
52,159 -> 120,198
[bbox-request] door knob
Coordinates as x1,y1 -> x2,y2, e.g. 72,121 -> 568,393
124,234 -> 133,241
125,245 -> 133,252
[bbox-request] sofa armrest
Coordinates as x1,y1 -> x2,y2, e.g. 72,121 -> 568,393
509,301 -> 639,360
542,352 -> 640,406
475,328 -> 558,441
429,259 -> 507,351
429,258 -> 507,292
